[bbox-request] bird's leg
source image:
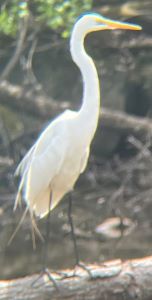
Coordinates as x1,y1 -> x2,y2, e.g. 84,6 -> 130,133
42,192 -> 52,270
68,194 -> 79,264
42,192 -> 61,286
32,193 -> 59,290
68,194 -> 92,278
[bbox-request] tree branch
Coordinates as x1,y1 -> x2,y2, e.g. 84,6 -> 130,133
0,80 -> 68,118
1,80 -> 152,139
0,17 -> 29,81
100,108 -> 152,137
1,257 -> 152,300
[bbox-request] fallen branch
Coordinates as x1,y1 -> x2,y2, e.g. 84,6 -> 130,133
1,80 -> 152,139
100,108 -> 152,137
0,80 -> 69,118
1,256 -> 152,300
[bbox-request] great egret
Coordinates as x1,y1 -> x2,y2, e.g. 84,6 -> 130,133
15,13 -> 141,219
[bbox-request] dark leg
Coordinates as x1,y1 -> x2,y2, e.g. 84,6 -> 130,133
42,193 -> 52,269
32,193 -> 59,289
68,194 -> 79,265
68,194 -> 92,277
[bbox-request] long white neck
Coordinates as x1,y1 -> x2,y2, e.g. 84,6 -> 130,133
70,24 -> 100,141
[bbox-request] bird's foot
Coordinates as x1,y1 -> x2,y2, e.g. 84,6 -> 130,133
31,268 -> 60,290
74,261 -> 92,279
50,262 -> 92,280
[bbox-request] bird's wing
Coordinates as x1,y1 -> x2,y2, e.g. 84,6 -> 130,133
14,145 -> 36,209
15,109 -> 77,213
15,133 -> 63,211
15,109 -> 74,176
80,147 -> 90,174
15,144 -> 36,176
24,112 -> 74,207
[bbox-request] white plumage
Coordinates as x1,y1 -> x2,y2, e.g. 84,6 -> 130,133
15,13 -> 141,218
15,109 -> 92,217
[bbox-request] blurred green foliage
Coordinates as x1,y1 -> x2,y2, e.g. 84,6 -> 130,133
0,0 -> 93,37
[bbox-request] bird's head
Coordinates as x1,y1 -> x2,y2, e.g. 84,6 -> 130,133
76,12 -> 142,34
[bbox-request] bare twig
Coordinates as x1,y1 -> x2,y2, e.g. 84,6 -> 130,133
0,17 -> 29,80
24,38 -> 38,86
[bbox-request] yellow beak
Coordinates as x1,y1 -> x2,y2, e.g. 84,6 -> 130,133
96,16 -> 142,31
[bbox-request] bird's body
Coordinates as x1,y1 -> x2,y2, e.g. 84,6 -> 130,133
16,106 -> 96,217
17,111 -> 88,215
15,13 -> 141,218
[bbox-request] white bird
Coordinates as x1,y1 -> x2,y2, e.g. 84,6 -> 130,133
15,13 -> 141,218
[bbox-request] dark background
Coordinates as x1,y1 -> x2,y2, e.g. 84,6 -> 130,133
0,0 -> 152,279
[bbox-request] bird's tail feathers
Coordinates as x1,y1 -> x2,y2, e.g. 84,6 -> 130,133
14,175 -> 25,210
7,207 -> 28,246
32,187 -> 51,218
